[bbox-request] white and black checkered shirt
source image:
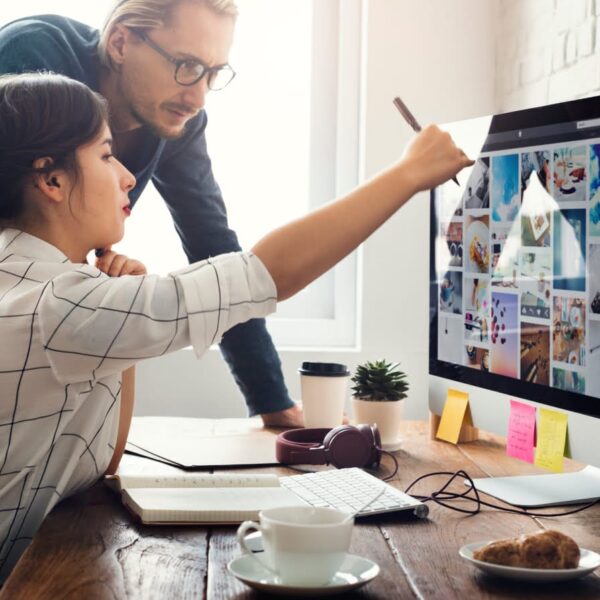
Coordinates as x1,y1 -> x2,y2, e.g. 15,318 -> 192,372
0,228 -> 277,579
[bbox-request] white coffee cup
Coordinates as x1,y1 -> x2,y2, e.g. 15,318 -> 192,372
299,362 -> 350,428
236,505 -> 354,586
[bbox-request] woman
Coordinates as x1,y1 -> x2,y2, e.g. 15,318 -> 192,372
0,72 -> 470,578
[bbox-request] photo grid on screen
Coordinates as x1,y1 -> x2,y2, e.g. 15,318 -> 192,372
437,136 -> 600,397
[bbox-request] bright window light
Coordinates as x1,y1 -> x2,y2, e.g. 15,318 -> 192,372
0,1 -> 361,347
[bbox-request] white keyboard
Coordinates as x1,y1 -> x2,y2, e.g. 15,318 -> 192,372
280,467 -> 429,519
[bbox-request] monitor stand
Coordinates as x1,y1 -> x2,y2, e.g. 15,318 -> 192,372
470,465 -> 600,507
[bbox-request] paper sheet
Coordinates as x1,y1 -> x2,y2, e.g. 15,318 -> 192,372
124,416 -> 279,469
506,399 -> 536,463
436,389 -> 471,444
534,407 -> 568,472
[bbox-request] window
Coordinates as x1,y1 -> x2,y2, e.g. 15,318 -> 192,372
1,0 -> 362,348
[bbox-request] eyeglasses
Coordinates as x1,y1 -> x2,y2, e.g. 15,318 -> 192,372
134,29 -> 236,90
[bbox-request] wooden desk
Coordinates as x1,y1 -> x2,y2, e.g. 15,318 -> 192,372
2,421 -> 600,599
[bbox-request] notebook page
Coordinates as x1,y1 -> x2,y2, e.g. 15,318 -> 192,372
108,473 -> 280,492
122,486 -> 305,524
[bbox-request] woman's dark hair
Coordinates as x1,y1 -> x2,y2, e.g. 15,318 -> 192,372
0,72 -> 109,221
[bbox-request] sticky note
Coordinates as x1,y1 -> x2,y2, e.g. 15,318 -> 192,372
506,399 -> 536,463
534,407 -> 568,472
436,389 -> 471,444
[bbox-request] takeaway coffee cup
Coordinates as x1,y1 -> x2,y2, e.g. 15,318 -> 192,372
236,506 -> 354,586
299,362 -> 350,428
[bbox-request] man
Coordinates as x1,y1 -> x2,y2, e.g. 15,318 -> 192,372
0,0 -> 302,426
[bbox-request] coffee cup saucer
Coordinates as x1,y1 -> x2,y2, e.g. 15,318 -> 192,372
227,553 -> 380,597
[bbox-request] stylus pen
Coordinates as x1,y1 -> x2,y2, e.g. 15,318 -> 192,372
393,96 -> 460,186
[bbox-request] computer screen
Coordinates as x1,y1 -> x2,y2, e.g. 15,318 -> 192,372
428,96 -> 600,498
430,96 -> 600,417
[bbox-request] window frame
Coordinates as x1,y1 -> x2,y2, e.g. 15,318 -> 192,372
0,0 -> 364,350
265,0 -> 363,349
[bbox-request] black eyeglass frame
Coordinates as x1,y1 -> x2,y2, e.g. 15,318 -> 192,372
133,29 -> 236,90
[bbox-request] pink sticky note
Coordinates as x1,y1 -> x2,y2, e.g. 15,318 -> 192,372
506,399 -> 536,463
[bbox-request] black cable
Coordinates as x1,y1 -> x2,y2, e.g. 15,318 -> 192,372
404,469 -> 600,517
379,449 -> 399,481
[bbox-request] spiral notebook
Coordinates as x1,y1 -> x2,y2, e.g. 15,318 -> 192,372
106,472 -> 304,525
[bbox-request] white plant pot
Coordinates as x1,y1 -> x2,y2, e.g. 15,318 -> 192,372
351,397 -> 403,451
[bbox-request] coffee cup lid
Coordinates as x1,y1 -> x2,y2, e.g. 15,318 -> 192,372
298,362 -> 350,377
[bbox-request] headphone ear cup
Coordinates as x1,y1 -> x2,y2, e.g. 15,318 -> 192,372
323,425 -> 372,468
356,424 -> 382,469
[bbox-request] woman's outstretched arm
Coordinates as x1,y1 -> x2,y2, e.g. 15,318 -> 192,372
252,125 -> 472,300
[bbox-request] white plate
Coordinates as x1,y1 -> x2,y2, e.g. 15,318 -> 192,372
227,553 -> 380,597
459,541 -> 600,582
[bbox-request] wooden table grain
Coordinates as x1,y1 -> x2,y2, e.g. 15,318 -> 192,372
2,421 -> 600,599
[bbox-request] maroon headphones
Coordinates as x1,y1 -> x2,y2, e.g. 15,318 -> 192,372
276,424 -> 382,469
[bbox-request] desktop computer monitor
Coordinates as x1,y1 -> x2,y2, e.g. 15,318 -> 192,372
429,95 -> 600,506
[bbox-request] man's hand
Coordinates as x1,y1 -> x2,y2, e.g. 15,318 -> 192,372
260,403 -> 350,428
261,403 -> 305,428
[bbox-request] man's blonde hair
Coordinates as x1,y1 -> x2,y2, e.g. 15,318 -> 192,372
98,0 -> 238,69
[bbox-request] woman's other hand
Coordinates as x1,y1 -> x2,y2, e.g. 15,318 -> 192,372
95,249 -> 147,276
95,247 -> 145,476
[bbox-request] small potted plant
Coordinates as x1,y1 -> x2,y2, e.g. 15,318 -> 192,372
351,359 -> 409,450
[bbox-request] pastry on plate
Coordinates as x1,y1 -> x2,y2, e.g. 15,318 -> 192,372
472,530 -> 580,569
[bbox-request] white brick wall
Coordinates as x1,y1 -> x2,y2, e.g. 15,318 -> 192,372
496,0 -> 600,111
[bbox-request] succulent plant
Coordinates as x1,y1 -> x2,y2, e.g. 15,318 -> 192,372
351,359 -> 409,402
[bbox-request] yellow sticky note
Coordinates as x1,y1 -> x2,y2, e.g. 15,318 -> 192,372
534,407 -> 568,473
436,389 -> 470,444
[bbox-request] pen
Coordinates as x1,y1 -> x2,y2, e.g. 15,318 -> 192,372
393,96 -> 460,186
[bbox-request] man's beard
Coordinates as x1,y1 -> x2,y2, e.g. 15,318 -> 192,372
129,103 -> 189,141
